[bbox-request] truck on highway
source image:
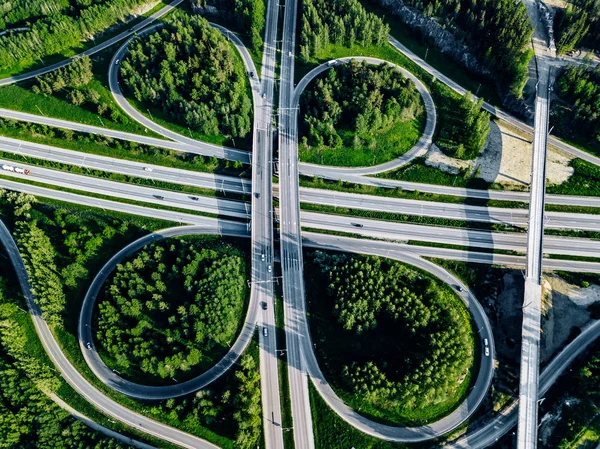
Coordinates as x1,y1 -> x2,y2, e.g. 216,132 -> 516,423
2,164 -> 30,175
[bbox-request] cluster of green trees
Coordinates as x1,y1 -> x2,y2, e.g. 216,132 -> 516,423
29,55 -> 122,119
0,0 -> 67,30
555,0 -> 600,54
145,349 -> 261,449
96,237 -> 247,381
369,0 -> 533,97
308,251 -> 474,416
194,0 -> 265,52
0,262 -> 132,448
0,191 -> 260,447
0,190 -> 65,328
300,0 -> 389,61
0,0 -> 154,72
120,14 -> 252,140
556,65 -> 600,147
436,92 -> 490,159
300,60 -> 422,156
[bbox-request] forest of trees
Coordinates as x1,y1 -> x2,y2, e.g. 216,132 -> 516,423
0,0 -> 70,30
300,0 -> 389,61
120,13 -> 253,140
299,60 -> 423,165
369,0 -> 533,97
193,0 -> 266,52
0,0 -> 155,73
0,191 -> 261,448
436,91 -> 490,159
0,250 -> 133,448
96,237 -> 247,382
28,55 -> 129,122
555,0 -> 600,54
306,251 -> 474,420
555,65 -> 600,149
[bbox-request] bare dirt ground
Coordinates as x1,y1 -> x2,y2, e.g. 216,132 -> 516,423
424,121 -> 574,187
541,275 -> 595,363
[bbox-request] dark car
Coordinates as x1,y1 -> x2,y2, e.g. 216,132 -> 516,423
261,301 -> 267,310
351,222 -> 364,228
189,196 -> 199,201
153,195 -> 164,200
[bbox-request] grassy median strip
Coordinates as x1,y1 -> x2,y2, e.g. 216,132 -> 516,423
300,202 -> 523,233
0,118 -> 250,176
0,150 -> 248,202
0,173 -> 244,222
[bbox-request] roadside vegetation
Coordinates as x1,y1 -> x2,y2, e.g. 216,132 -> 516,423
553,65 -> 600,156
299,0 -> 389,61
0,277 -> 136,449
298,0 -> 491,166
0,117 -> 248,176
0,190 -> 262,448
365,0 -> 533,98
120,13 -> 253,148
0,47 -> 159,136
192,0 -> 266,53
554,0 -> 600,54
548,158 -> 600,196
540,340 -> 600,449
305,250 -> 475,425
0,0 -> 160,77
299,60 -> 424,166
95,237 -> 248,384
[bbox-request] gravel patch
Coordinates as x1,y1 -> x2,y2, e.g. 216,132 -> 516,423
424,121 -> 574,187
541,275 -> 593,363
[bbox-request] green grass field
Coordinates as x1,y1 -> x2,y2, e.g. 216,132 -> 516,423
298,114 -> 424,167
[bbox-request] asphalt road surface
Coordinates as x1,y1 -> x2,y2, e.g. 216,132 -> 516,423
277,0 -> 316,447
0,108 -> 250,163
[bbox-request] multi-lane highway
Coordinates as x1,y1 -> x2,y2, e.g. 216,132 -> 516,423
278,0 -> 316,447
9,160 -> 600,259
7,173 -> 600,276
253,0 -> 285,447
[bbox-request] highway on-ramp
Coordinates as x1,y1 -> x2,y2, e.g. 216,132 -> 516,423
0,0 -> 185,86
293,56 -> 436,176
0,219 -> 223,449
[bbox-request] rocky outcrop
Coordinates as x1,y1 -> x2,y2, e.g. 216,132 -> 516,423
373,0 -> 491,76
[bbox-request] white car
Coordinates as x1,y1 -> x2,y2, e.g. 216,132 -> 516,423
263,327 -> 268,337
268,265 -> 272,273
143,167 -> 153,172
484,338 -> 489,346
261,254 -> 265,261
288,51 -> 293,57
86,342 -> 92,350
485,347 -> 490,357
115,59 -> 120,65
